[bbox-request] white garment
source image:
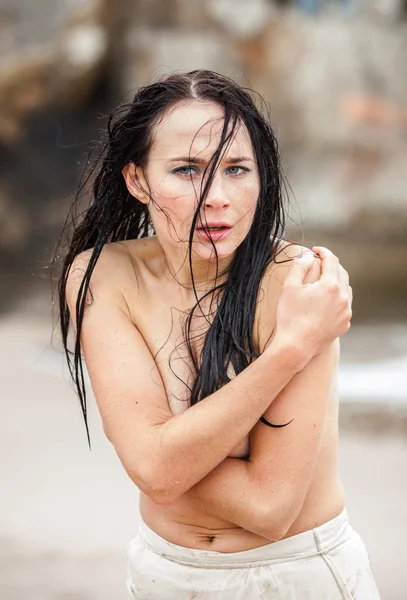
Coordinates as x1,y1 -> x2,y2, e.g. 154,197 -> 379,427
126,508 -> 380,599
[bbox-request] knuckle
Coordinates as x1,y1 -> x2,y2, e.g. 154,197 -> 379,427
339,295 -> 349,309
327,281 -> 340,294
340,322 -> 350,336
324,247 -> 338,260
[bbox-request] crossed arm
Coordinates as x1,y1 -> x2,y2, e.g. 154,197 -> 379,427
66,243 -> 344,541
179,339 -> 338,541
175,249 -> 340,540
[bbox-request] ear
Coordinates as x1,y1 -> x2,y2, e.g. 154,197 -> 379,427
122,162 -> 149,204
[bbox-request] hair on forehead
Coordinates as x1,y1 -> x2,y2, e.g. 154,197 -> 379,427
151,105 -> 252,164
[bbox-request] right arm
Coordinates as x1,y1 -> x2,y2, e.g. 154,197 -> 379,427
66,250 -> 306,505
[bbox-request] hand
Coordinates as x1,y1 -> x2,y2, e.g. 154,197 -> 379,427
273,246 -> 352,363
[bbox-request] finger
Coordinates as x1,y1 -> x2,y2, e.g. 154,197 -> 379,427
339,269 -> 352,311
338,266 -> 353,308
312,246 -> 340,282
284,253 -> 315,286
339,265 -> 349,289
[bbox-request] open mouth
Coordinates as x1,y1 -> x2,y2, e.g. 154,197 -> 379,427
195,225 -> 232,242
200,226 -> 230,232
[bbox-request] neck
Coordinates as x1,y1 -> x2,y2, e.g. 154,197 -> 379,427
158,239 -> 232,299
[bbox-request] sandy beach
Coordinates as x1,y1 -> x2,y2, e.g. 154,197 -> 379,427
1,309 -> 406,600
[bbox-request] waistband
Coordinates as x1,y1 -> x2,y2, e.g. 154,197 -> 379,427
135,508 -> 351,568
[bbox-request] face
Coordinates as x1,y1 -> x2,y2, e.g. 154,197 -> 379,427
123,100 -> 260,265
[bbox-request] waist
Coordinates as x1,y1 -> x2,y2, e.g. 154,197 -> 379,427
134,507 -> 351,568
139,481 -> 346,552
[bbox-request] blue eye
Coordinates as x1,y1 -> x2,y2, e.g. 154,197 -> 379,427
171,165 -> 249,177
172,166 -> 199,176
226,166 -> 248,175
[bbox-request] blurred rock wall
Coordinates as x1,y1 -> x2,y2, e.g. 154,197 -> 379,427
0,0 -> 406,317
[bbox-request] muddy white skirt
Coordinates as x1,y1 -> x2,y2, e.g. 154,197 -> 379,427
126,508 -> 380,599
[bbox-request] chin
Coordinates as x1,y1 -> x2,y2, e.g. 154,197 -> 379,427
194,244 -> 237,263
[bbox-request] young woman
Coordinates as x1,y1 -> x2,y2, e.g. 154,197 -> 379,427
56,70 -> 380,599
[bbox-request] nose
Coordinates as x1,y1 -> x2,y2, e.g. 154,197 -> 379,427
203,175 -> 231,210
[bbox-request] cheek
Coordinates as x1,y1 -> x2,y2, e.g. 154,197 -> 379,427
236,181 -> 259,216
153,173 -> 198,207
149,181 -> 197,232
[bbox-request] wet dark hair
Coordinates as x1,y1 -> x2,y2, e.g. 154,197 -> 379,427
54,70 -> 287,445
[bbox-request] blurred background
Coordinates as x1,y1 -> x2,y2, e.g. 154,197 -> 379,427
0,0 -> 406,599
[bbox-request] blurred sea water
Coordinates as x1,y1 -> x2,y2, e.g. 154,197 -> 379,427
338,324 -> 407,404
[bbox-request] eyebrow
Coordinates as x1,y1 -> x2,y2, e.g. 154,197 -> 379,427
167,156 -> 254,164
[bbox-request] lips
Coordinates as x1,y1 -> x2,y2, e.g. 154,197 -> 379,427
196,221 -> 232,231
195,223 -> 232,243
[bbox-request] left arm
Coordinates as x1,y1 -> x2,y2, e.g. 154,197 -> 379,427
183,338 -> 339,541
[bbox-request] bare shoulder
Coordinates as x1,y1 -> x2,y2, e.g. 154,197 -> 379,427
65,239 -> 153,327
254,241 -> 321,353
265,241 -> 321,286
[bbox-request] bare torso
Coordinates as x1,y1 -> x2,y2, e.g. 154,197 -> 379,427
117,237 -> 346,552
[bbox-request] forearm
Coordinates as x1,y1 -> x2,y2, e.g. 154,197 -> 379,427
184,446 -> 321,541
184,459 -> 266,534
183,347 -> 337,537
146,340 -> 307,503
183,457 -> 296,540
